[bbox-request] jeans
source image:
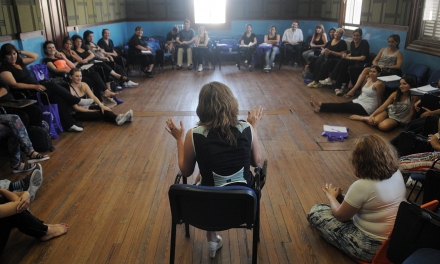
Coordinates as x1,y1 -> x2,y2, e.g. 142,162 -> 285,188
265,46 -> 280,66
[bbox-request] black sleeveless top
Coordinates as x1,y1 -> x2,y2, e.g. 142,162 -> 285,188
313,35 -> 325,46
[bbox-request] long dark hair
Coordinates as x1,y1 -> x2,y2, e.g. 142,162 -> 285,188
389,34 -> 400,49
83,30 -> 93,46
0,43 -> 23,68
71,35 -> 85,50
395,75 -> 416,103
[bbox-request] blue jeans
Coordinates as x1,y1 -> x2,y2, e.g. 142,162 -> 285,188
265,46 -> 280,66
0,115 -> 33,168
308,204 -> 383,262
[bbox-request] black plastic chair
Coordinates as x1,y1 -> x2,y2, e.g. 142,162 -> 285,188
168,166 -> 263,264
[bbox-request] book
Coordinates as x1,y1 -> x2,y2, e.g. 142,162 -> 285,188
410,85 -> 440,94
141,50 -> 152,54
377,75 -> 401,82
80,64 -> 94,70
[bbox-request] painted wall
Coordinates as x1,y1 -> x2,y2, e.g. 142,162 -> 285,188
67,22 -> 129,48
0,36 -> 46,66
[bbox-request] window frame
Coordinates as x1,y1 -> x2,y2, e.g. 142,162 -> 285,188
338,0 -> 363,36
406,0 -> 440,56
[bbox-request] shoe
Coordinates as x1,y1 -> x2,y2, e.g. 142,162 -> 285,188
335,89 -> 344,96
26,150 -> 50,163
312,82 -> 322,88
145,71 -> 154,78
307,81 -> 317,88
116,86 -> 123,91
103,97 -> 117,108
113,97 -> 124,105
127,110 -> 133,122
188,64 -> 193,70
208,62 -> 212,69
68,125 -> 83,132
264,65 -> 271,71
27,165 -> 43,202
272,62 -> 275,68
115,112 -> 130,125
208,235 -> 223,258
406,178 -> 423,189
11,162 -> 37,174
198,64 -> 203,72
319,78 -> 333,85
176,65 -> 182,70
293,62 -> 298,67
125,80 -> 138,87
248,65 -> 252,72
78,98 -> 94,106
75,122 -> 84,128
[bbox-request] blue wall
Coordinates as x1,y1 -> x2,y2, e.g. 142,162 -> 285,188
1,19 -> 439,74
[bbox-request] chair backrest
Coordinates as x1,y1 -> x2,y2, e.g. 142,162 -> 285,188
302,35 -> 313,49
427,69 -> 440,87
217,35 -> 234,41
218,38 -> 238,51
147,40 -> 161,53
168,184 -> 257,231
255,34 -> 264,44
406,63 -> 430,86
150,35 -> 165,45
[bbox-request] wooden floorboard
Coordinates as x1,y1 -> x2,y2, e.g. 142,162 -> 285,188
1,62 -> 412,263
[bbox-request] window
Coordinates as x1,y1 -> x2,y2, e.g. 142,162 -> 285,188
420,0 -> 440,41
342,0 -> 363,30
407,0 -> 440,57
193,0 -> 226,24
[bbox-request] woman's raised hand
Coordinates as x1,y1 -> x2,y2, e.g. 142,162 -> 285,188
247,106 -> 265,128
165,117 -> 184,140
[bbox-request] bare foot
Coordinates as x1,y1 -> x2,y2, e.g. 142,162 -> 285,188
40,223 -> 68,241
349,115 -> 367,121
309,96 -> 321,113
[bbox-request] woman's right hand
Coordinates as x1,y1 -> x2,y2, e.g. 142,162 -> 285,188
247,106 -> 265,128
165,118 -> 184,140
368,115 -> 376,125
34,85 -> 46,92
414,99 -> 421,112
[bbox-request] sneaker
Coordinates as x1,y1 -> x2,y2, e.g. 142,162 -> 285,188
11,163 -> 36,174
293,62 -> 298,67
116,112 -> 130,125
307,81 -> 317,88
103,97 -> 117,108
198,64 -> 203,72
208,235 -> 223,258
125,80 -> 138,87
188,64 -> 193,70
127,110 -> 133,122
208,62 -> 212,69
335,89 -> 344,96
116,85 -> 123,91
312,82 -> 322,88
113,97 -> 124,105
176,65 -> 182,70
27,164 -> 43,202
248,65 -> 252,72
68,125 -> 83,132
406,178 -> 423,189
319,78 -> 333,85
272,62 -> 275,68
264,65 -> 271,71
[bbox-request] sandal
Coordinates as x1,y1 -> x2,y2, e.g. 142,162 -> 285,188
27,151 -> 50,163
11,162 -> 36,173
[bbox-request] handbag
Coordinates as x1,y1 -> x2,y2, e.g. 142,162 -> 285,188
387,201 -> 440,264
322,125 -> 349,142
30,64 -> 50,81
36,92 -> 63,138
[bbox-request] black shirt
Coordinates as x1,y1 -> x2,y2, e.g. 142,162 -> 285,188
97,38 -> 115,53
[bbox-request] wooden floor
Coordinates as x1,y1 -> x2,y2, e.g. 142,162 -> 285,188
1,62 -> 408,263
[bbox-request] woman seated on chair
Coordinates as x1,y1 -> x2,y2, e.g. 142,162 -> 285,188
42,40 -> 119,107
263,25 -> 280,72
350,75 -> 419,131
0,43 -> 90,132
0,79 -> 42,129
308,134 -> 406,262
340,34 -> 403,98
307,28 -> 347,88
310,66 -> 384,116
239,24 -> 257,71
128,26 -> 156,77
301,24 -> 327,67
165,26 -> 179,62
83,30 -> 137,88
318,28 -> 370,91
165,81 -> 265,259
327,27 -> 336,42
0,114 -> 49,173
67,68 -> 132,125
97,28 -> 128,71
194,26 -> 212,72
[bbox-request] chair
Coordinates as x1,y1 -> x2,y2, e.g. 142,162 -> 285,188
427,69 -> 440,87
147,40 -> 174,71
168,167 -> 263,264
217,38 -> 239,71
125,45 -> 143,78
384,63 -> 430,96
279,41 -> 302,69
355,200 -> 439,264
407,157 -> 440,205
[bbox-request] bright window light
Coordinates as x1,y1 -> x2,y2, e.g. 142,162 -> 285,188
344,0 -> 362,30
194,0 -> 226,24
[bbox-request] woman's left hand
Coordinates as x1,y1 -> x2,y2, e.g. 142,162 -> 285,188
100,105 -> 112,113
165,118 -> 184,140
322,183 -> 341,199
247,105 -> 265,128
16,191 -> 30,213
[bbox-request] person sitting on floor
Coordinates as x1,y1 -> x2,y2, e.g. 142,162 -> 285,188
128,26 -> 156,77
310,66 -> 384,115
349,75 -> 418,131
0,163 -> 43,202
308,134 -> 406,262
0,164 -> 68,256
0,114 -> 49,173
68,68 -> 133,125
165,81 -> 265,259
175,19 -> 196,70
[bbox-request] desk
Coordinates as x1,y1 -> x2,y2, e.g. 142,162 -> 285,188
0,99 -> 37,109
